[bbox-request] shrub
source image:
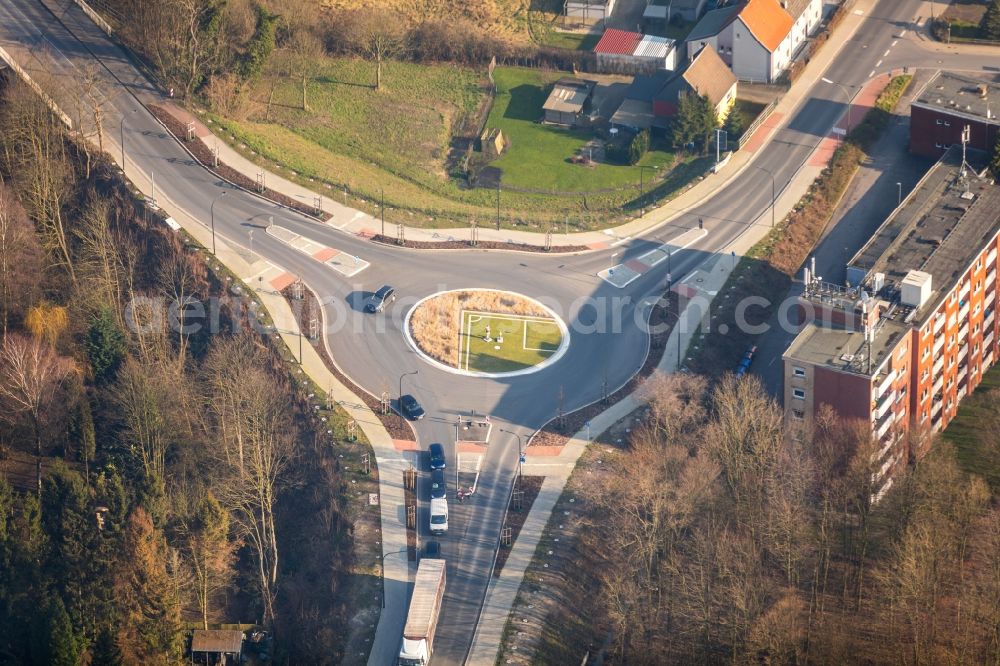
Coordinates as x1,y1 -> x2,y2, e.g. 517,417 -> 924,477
629,129 -> 650,165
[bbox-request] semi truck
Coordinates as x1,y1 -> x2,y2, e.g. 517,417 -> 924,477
398,558 -> 446,666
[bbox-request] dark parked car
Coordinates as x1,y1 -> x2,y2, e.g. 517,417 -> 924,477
365,285 -> 395,313
424,540 -> 441,559
399,394 -> 424,420
430,469 -> 446,499
735,344 -> 758,377
428,443 -> 446,470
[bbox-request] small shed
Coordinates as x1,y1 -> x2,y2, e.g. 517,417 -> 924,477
542,78 -> 596,127
479,128 -> 507,158
191,629 -> 244,665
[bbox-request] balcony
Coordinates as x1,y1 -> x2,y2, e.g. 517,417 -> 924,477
934,314 -> 946,334
986,330 -> 996,349
933,355 -> 945,376
987,291 -> 996,310
958,386 -> 968,401
875,370 -> 896,397
986,350 -> 995,368
959,321 -> 969,339
958,345 -> 969,364
986,310 -> 995,330
933,335 -> 946,356
874,392 -> 894,420
958,366 -> 968,383
960,281 -> 971,301
959,301 -> 970,321
932,397 -> 943,417
988,247 -> 998,267
876,415 -> 893,440
987,269 -> 996,287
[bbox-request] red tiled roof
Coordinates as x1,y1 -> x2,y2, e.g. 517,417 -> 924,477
738,0 -> 794,52
594,28 -> 643,55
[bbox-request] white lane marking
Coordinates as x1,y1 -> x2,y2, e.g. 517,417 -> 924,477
869,70 -> 876,77
876,59 -> 883,68
884,49 -> 890,57
891,40 -> 898,46
853,8 -> 863,14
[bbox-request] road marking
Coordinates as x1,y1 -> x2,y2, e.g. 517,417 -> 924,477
884,49 -> 890,57
876,59 -> 882,68
869,70 -> 876,78
268,225 -> 369,276
891,40 -> 898,46
598,228 -> 707,288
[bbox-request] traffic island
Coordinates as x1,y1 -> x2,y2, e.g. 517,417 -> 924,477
405,289 -> 569,377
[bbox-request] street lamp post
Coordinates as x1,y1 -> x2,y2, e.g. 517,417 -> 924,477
500,429 -> 524,493
119,109 -> 135,171
380,187 -> 385,238
210,191 -> 227,255
666,249 -> 672,290
755,165 -> 776,227
399,369 -> 418,403
496,182 -> 501,231
638,165 -> 659,215
896,182 -> 902,206
380,548 -> 410,608
821,77 -> 853,138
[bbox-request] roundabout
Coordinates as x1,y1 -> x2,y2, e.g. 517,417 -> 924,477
404,288 -> 570,378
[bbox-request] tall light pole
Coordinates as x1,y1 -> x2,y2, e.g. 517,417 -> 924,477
500,428 -> 523,493
755,165 -> 776,227
399,369 -> 418,403
496,182 -> 501,231
821,77 -> 853,138
119,109 -> 136,170
380,187 -> 385,238
896,182 -> 902,206
210,191 -> 227,255
379,548 -> 410,608
638,165 -> 658,214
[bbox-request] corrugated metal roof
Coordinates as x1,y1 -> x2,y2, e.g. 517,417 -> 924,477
543,78 -> 595,114
594,28 -> 642,55
633,35 -> 675,59
403,559 -> 446,639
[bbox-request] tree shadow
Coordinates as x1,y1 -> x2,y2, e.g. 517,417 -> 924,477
502,84 -> 548,121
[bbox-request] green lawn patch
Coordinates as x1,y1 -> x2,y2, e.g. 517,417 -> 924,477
486,67 -> 675,192
458,311 -> 562,373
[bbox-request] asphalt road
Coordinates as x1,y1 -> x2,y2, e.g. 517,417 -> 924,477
0,0 -> 994,662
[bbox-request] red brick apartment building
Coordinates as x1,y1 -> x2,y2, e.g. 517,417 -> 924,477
910,71 -> 1000,159
783,146 -> 1000,498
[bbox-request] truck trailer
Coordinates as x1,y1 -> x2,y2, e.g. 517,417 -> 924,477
398,558 -> 446,666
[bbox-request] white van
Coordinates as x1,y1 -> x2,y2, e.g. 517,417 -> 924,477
429,498 -> 448,535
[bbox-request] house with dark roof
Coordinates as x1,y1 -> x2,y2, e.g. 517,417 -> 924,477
686,0 -> 819,82
643,0 -> 710,24
610,47 -> 737,132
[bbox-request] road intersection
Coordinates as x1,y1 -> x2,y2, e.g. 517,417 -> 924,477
0,0 -> 995,662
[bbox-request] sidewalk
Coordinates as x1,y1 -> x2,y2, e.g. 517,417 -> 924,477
464,9 -> 892,663
154,0 -> 877,253
114,138 -> 414,666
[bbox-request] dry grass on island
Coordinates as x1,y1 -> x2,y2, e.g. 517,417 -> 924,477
410,290 -> 550,366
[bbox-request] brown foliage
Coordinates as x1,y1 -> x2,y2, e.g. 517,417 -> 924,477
0,180 -> 42,334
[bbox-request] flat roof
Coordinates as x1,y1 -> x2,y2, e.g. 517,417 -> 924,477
784,318 -> 908,378
912,71 -> 1000,126
849,145 -> 998,324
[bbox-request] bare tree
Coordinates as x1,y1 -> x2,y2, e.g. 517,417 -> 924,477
0,334 -> 73,495
206,335 -> 293,623
344,9 -> 406,91
0,180 -> 42,335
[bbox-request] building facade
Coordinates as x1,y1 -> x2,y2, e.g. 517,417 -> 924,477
783,146 -> 1000,496
910,72 -> 1000,158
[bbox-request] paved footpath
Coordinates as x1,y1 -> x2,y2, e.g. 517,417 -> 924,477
155,0 -> 877,257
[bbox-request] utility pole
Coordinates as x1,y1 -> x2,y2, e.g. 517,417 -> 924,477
210,191 -> 227,255
496,181 -> 501,231
380,187 -> 385,237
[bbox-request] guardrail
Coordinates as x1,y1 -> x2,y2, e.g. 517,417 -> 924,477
0,46 -> 73,129
736,98 -> 777,151
72,0 -> 113,36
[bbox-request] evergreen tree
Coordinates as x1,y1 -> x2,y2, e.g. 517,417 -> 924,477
991,132 -> 1000,180
983,0 -> 1000,40
723,105 -> 746,142
30,595 -> 81,666
85,307 -> 125,385
671,92 -> 718,152
90,626 -> 124,666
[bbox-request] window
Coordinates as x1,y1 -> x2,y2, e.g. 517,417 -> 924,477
792,409 -> 805,421
935,142 -> 943,148
793,367 -> 806,378
792,388 -> 806,400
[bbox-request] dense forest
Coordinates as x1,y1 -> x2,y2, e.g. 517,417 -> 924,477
0,75 -> 355,663
562,374 -> 1000,664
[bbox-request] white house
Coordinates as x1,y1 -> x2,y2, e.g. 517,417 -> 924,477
686,0 -> 818,83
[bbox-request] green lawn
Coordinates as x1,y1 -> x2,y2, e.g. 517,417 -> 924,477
458,311 -> 562,373
487,68 -> 674,192
942,364 -> 1000,491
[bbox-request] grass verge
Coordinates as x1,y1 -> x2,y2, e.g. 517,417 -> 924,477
942,363 -> 1000,492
